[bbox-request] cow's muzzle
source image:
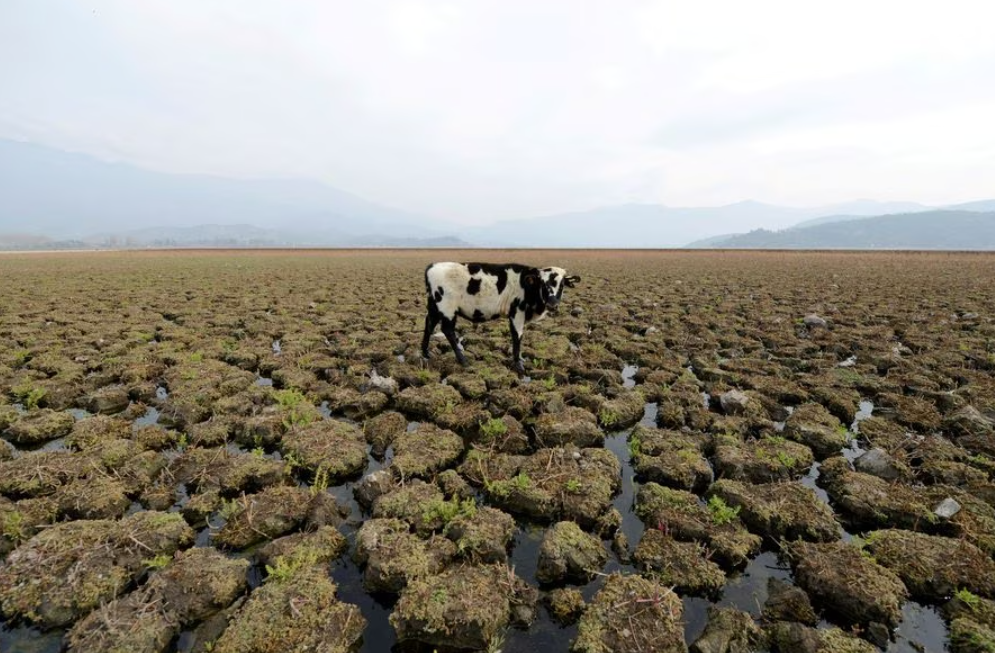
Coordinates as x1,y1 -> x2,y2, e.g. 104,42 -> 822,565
545,297 -> 560,311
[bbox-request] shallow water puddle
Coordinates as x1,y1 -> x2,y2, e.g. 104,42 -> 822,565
621,364 -> 637,389
0,623 -> 62,653
888,601 -> 950,653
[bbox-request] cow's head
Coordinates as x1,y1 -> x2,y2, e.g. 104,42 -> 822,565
530,266 -> 580,313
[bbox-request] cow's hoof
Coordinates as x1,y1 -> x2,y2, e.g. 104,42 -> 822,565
513,360 -> 526,375
421,350 -> 431,360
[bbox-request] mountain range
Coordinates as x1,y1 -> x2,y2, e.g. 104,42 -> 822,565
1,138 -> 993,250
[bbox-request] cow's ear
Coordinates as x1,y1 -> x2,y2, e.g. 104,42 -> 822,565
564,275 -> 581,287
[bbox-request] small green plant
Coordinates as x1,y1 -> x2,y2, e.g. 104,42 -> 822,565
416,369 -> 435,384
513,473 -> 531,490
707,496 -> 740,525
264,550 -> 320,584
542,376 -> 557,390
143,553 -> 172,570
11,349 -> 30,367
599,406 -> 620,428
12,383 -> 45,410
274,388 -> 317,428
422,497 -> 477,528
955,588 -> 981,610
310,465 -> 330,496
251,446 -> 265,458
176,433 -> 189,450
189,351 -> 204,362
479,417 -> 508,440
432,588 -> 448,604
776,451 -> 797,469
565,478 -> 582,494
218,498 -> 242,521
2,511 -> 26,543
628,435 -> 642,459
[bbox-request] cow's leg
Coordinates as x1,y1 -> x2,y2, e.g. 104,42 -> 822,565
508,312 -> 526,374
421,302 -> 441,359
441,316 -> 468,366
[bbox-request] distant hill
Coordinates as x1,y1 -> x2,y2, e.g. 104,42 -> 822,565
0,139 -> 457,243
693,211 -> 995,250
464,199 -> 971,248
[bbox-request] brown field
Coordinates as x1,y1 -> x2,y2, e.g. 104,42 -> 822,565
1,249 -> 994,653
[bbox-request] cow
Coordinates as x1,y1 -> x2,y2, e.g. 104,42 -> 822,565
422,262 -> 581,374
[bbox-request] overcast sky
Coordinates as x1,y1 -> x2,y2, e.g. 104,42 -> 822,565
1,1 -> 993,224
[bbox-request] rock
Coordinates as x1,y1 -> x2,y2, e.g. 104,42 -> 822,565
787,540 -> 907,629
535,407 -> 603,448
545,587 -> 585,625
690,606 -> 764,653
353,469 -> 397,510
763,577 -> 817,625
0,511 -> 194,628
853,447 -> 907,481
765,621 -> 821,653
633,529 -> 725,597
390,423 -> 464,479
570,307 -> 584,317
354,518 -> 457,593
719,390 -> 751,416
281,419 -> 367,481
368,369 -> 399,396
708,480 -> 840,543
213,564 -> 365,653
391,564 -> 536,650
936,497 -> 963,518
536,521 -> 608,584
865,529 -> 995,601
572,573 -> 685,653
803,314 -> 828,328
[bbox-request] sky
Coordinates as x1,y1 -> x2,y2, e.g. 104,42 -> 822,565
1,0 -> 994,225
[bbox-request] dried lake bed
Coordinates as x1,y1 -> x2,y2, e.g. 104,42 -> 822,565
1,249 -> 994,653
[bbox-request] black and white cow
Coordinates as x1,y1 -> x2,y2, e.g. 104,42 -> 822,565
422,262 -> 580,373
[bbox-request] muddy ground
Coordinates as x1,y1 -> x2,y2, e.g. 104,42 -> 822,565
1,249 -> 995,652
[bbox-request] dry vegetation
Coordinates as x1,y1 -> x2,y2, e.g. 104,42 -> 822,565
1,249 -> 995,652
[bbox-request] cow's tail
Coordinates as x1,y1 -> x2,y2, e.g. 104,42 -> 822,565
424,264 -> 434,296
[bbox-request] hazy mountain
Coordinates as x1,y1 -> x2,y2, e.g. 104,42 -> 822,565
462,199 -> 958,248
695,211 -> 995,249
0,139 -> 454,240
